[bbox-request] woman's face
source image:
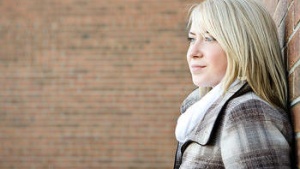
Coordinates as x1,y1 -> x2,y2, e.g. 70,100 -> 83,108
187,23 -> 227,87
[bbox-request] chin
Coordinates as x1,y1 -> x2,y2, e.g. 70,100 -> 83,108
192,80 -> 205,87
192,79 -> 214,88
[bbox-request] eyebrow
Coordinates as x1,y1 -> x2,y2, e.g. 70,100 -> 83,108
188,31 -> 210,35
188,32 -> 196,36
205,31 -> 210,34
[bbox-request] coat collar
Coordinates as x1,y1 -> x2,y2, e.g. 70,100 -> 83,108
182,81 -> 250,147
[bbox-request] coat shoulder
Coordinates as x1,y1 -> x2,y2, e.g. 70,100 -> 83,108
223,92 -> 292,135
220,92 -> 293,168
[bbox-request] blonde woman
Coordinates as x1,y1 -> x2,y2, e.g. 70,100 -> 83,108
174,0 -> 293,168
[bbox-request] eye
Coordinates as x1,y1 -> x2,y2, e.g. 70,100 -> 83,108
204,36 -> 216,42
187,37 -> 196,43
203,31 -> 216,42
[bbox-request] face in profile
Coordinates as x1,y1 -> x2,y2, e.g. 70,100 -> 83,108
186,23 -> 228,88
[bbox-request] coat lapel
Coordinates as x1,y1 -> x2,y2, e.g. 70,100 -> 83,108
183,81 -> 249,147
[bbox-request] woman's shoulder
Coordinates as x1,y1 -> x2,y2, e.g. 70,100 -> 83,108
224,92 -> 290,127
222,91 -> 293,146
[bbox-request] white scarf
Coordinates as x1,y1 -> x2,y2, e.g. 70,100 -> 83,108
175,80 -> 240,143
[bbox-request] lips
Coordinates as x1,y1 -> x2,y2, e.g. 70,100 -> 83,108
190,64 -> 206,73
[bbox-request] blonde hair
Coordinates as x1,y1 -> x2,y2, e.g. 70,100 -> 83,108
188,0 -> 288,109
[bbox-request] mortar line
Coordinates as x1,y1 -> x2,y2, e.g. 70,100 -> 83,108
291,96 -> 300,107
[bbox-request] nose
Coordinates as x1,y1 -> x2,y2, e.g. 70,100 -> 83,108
187,42 -> 203,59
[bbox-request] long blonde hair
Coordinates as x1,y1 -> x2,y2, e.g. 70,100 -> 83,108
188,0 -> 288,109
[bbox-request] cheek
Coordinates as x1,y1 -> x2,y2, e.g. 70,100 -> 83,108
219,58 -> 227,70
212,53 -> 227,74
220,61 -> 228,76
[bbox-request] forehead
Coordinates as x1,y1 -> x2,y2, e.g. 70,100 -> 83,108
189,9 -> 206,34
189,22 -> 208,37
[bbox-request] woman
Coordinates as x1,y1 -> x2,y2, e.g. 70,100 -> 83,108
174,0 -> 293,168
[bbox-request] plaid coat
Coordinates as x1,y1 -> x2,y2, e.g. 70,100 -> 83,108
174,82 -> 293,169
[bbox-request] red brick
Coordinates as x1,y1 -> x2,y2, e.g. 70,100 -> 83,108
289,66 -> 300,101
295,0 -> 300,27
291,104 -> 300,132
285,3 -> 294,43
287,28 -> 300,69
297,137 -> 300,168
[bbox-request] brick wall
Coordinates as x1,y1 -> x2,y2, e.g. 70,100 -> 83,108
0,0 -> 298,169
0,0 -> 199,168
261,0 -> 300,167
